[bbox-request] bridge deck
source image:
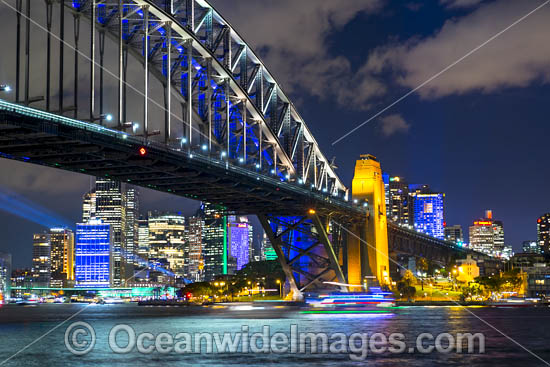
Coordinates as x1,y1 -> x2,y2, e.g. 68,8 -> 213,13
0,100 -> 364,221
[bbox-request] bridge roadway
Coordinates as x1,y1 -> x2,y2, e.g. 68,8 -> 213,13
0,99 -> 364,222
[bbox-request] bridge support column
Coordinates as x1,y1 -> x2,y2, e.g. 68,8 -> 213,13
257,213 -> 347,301
351,154 -> 391,286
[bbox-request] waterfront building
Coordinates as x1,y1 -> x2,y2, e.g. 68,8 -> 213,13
82,190 -> 96,223
32,233 -> 51,286
0,253 -> 11,303
75,220 -> 113,288
537,213 -> 550,254
49,228 -> 74,287
412,192 -> 445,240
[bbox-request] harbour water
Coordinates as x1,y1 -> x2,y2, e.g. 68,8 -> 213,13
1,304 -> 549,366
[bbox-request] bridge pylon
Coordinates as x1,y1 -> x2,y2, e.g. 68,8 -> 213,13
350,154 -> 391,287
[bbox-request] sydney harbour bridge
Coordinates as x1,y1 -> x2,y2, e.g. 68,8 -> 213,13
0,0 -> 484,299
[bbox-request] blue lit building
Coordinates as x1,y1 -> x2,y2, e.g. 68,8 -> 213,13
75,220 -> 113,288
228,219 -> 250,271
412,193 -> 445,240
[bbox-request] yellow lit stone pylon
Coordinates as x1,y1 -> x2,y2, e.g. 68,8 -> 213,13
350,154 -> 390,288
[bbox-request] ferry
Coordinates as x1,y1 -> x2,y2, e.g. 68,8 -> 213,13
306,287 -> 395,309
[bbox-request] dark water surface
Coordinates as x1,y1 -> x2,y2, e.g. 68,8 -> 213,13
0,303 -> 549,366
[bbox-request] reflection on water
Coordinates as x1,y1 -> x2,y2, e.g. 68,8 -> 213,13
1,304 -> 549,366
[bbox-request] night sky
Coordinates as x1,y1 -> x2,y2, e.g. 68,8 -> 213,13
1,0 -> 549,268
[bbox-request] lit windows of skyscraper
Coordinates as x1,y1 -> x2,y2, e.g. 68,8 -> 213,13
186,216 -> 204,281
82,190 -> 96,223
49,228 -> 74,287
537,213 -> 550,254
0,253 -> 11,303
200,203 -> 226,281
75,220 -> 113,288
94,178 -> 125,285
147,212 -> 186,280
261,232 -> 277,261
32,233 -> 51,287
137,217 -> 150,259
389,176 -> 411,225
469,210 -> 506,257
228,217 -> 251,271
412,192 -> 445,240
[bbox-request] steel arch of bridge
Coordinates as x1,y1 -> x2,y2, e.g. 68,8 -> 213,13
3,0 -> 362,297
12,0 -> 347,198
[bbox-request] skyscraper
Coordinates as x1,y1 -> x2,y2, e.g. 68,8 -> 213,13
148,212 -> 186,280
388,176 -> 411,225
186,216 -> 204,281
75,220 -> 113,288
94,178 -> 126,285
32,233 -> 51,287
82,190 -> 96,223
228,217 -> 251,271
412,192 -> 445,240
49,228 -> 74,287
444,225 -> 464,244
537,213 -> 550,254
137,217 -> 150,258
469,210 -> 506,257
200,203 -> 226,281
124,188 -> 139,273
0,253 -> 11,303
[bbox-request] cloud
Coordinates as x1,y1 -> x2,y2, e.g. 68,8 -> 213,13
379,114 -> 410,136
356,0 -> 550,100
209,0 -> 383,108
440,0 -> 485,9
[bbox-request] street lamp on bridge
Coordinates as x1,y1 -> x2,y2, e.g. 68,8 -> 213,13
0,85 -> 11,92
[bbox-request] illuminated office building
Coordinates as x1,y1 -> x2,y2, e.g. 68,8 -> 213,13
32,233 -> 51,286
537,213 -> 550,254
137,217 -> 150,258
261,232 -> 277,261
186,216 -> 204,281
148,212 -> 186,279
82,190 -> 96,223
444,225 -> 464,244
200,203 -> 226,281
124,188 -> 139,271
94,178 -> 126,285
469,210 -> 506,257
49,228 -> 74,287
0,253 -> 11,303
228,217 -> 251,271
75,220 -> 113,288
388,176 -> 411,225
412,192 -> 445,240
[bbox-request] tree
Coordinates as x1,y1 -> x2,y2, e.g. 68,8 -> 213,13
396,270 -> 417,301
182,282 -> 214,299
417,258 -> 428,290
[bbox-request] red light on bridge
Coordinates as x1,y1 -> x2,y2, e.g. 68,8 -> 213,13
139,147 -> 147,156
